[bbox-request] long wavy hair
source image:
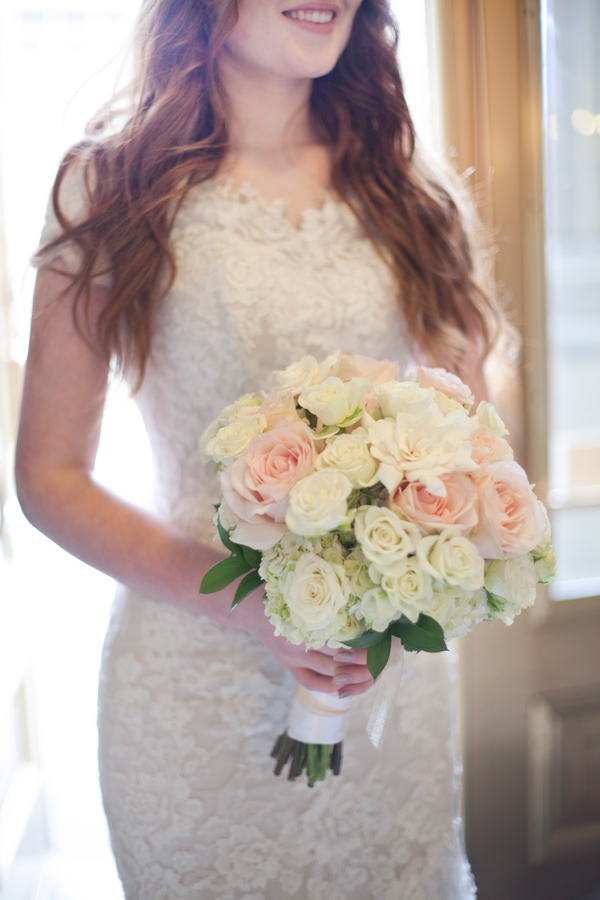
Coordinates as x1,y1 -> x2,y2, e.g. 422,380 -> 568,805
42,0 -> 499,387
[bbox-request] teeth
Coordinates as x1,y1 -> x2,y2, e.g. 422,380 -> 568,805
288,9 -> 334,23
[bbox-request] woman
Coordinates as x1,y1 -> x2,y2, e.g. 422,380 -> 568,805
16,0 -> 497,896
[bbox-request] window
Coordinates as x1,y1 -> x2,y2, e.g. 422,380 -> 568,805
542,0 -> 600,601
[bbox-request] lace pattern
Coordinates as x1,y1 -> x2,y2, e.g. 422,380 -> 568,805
37,175 -> 475,898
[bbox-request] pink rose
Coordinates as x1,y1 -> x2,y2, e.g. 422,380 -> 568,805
221,421 -> 316,550
331,354 -> 400,386
237,391 -> 300,431
413,366 -> 474,409
469,426 -> 514,466
473,460 -> 547,559
390,473 -> 479,535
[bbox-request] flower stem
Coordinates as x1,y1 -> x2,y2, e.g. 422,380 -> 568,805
270,733 -> 344,786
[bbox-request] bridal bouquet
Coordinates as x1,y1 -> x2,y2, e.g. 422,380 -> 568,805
199,353 -> 556,786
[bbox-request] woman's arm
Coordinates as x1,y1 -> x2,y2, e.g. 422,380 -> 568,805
15,268 -> 372,696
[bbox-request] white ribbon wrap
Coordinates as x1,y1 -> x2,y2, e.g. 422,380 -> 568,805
287,686 -> 353,744
366,637 -> 405,749
286,638 -> 405,749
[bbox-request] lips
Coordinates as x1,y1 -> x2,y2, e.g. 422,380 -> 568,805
282,3 -> 340,29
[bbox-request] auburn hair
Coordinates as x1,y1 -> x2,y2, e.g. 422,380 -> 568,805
41,0 -> 499,387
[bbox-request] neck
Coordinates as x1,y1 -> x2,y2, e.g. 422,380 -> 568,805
217,51 -> 317,155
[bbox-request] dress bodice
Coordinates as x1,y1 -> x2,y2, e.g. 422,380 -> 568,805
39,174 -> 412,539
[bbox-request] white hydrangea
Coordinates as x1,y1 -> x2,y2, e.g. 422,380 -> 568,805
484,555 -> 538,624
432,585 -> 489,639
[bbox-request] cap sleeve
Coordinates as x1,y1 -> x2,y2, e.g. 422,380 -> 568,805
32,159 -> 113,288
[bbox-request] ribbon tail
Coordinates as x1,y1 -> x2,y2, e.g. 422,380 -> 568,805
366,637 -> 405,750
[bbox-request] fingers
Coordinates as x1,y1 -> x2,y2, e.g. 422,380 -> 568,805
292,668 -> 341,694
337,677 -> 375,699
333,647 -> 368,665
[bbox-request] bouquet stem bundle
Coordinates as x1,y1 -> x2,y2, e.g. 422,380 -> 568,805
271,732 -> 342,786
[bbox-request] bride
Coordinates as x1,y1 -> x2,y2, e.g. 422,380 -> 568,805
16,0 -> 498,896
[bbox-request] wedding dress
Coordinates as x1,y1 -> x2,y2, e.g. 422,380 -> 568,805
37,172 -> 476,900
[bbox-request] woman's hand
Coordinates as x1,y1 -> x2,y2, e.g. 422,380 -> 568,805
231,589 -> 374,698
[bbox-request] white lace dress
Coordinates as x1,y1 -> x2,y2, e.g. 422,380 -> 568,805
37,175 -> 476,900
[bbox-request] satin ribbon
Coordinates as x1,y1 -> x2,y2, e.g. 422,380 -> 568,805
287,686 -> 353,744
366,637 -> 405,750
285,638 -> 405,749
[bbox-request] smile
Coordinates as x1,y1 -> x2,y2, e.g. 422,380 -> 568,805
284,9 -> 335,23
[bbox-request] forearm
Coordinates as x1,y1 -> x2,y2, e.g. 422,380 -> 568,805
16,464 -> 238,626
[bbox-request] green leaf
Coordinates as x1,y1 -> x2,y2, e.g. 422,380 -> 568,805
367,632 -> 392,679
390,614 -> 447,653
241,545 -> 262,569
200,556 -> 251,594
342,630 -> 388,649
217,517 -> 239,555
230,569 -> 264,613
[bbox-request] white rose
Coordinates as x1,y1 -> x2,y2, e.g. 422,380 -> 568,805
284,552 -> 348,630
417,526 -> 485,590
476,401 -> 509,437
412,366 -> 475,410
376,380 -> 436,419
204,414 -> 267,464
433,391 -> 470,417
428,583 -> 457,630
299,376 -> 368,427
315,426 -> 379,488
199,393 -> 262,461
535,549 -> 557,584
485,555 -> 538,611
367,404 -> 478,497
376,557 -> 434,623
274,354 -> 338,396
359,587 -> 399,632
285,469 -> 354,537
354,505 -> 421,567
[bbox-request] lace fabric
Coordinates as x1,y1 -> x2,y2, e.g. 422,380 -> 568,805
37,175 -> 476,898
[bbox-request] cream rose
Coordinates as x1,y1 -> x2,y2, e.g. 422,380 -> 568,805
274,354 -> 337,396
376,380 -> 435,419
469,426 -> 514,466
377,557 -> 434,623
354,506 -> 421,567
473,460 -> 547,559
199,393 -> 264,462
284,552 -> 348,630
221,421 -> 316,549
203,414 -> 268,464
236,391 -> 300,431
417,526 -> 485,590
285,469 -> 354,537
476,401 -> 509,437
315,427 -> 379,488
359,587 -> 399,632
413,366 -> 475,410
390,472 -> 479,535
299,376 -> 368,427
330,354 -> 400,386
368,404 -> 478,496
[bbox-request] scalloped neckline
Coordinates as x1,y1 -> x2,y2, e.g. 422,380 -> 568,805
209,175 -> 349,233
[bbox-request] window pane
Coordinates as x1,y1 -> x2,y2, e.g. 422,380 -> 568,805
542,0 -> 600,600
